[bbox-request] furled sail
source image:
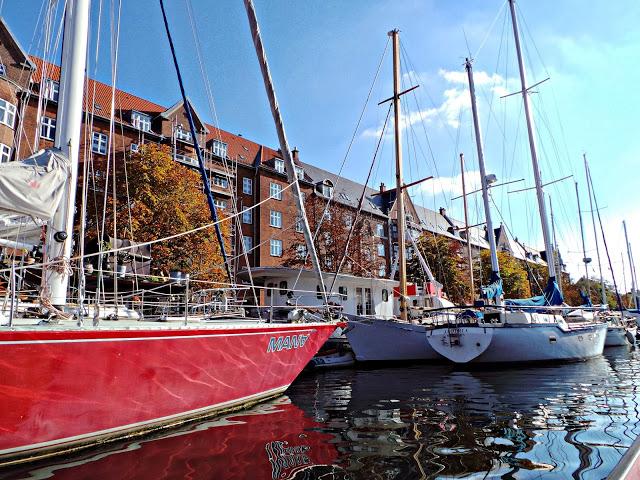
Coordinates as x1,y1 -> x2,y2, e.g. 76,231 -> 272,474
0,148 -> 70,247
481,271 -> 503,300
504,277 -> 564,307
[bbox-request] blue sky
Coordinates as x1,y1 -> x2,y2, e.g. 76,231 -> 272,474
6,1 -> 640,291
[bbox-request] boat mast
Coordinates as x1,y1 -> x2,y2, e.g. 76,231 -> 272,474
460,152 -> 475,300
507,0 -> 557,282
243,0 -> 328,305
44,0 -> 91,306
584,154 -> 606,305
574,181 -> 590,300
623,220 -> 638,309
389,30 -> 408,321
465,58 -> 501,304
548,195 -> 562,294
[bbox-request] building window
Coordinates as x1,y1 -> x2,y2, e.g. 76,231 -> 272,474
175,126 -> 192,142
92,132 -> 108,154
130,143 -> 139,152
295,216 -> 304,233
319,180 -> 334,198
270,182 -> 282,200
43,79 -> 60,102
270,239 -> 282,257
212,175 -> 229,189
295,166 -> 304,180
274,159 -> 285,173
243,236 -> 253,252
131,111 -> 152,132
295,244 -> 307,259
269,210 -> 282,228
364,288 -> 373,315
377,243 -> 385,257
242,208 -> 252,224
214,198 -> 226,210
382,289 -> 389,301
376,223 -> 385,237
0,64 -> 5,76
379,266 -> 387,277
0,143 -> 11,163
345,215 -> 353,228
40,116 -> 56,141
242,177 -> 252,195
338,286 -> 348,300
0,99 -> 16,128
325,256 -> 333,268
211,139 -> 228,158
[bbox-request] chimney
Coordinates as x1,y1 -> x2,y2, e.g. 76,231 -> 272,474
380,182 -> 386,194
292,147 -> 299,162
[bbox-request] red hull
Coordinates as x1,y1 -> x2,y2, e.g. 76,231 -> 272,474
0,321 -> 338,464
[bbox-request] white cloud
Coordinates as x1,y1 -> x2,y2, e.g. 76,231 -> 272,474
418,169 -> 483,199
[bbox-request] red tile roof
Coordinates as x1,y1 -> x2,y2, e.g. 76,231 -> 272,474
31,57 -> 282,166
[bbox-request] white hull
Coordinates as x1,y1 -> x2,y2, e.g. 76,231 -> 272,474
345,316 -> 442,362
605,325 -> 637,347
427,323 -> 607,364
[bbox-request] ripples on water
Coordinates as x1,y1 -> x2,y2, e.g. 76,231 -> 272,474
5,348 -> 640,479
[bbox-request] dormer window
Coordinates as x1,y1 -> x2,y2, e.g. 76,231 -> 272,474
295,166 -> 304,180
318,179 -> 334,198
43,79 -> 59,102
132,111 -> 152,132
274,159 -> 285,173
211,139 -> 228,158
175,126 -> 192,142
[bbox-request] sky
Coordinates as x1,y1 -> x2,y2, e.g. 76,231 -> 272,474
5,1 -> 640,293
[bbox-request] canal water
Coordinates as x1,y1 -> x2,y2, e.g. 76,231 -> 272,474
5,347 -> 640,479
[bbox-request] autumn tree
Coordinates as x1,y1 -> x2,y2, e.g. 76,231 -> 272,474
474,250 -> 531,299
408,233 -> 469,304
82,144 -> 230,283
282,194 -> 386,277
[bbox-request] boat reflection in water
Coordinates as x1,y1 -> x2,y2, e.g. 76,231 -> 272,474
2,397 -> 345,480
289,347 -> 640,479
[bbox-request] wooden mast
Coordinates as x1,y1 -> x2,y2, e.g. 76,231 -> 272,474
460,153 -> 475,300
389,30 -> 408,321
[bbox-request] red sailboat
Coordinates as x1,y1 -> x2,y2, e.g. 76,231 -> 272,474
0,0 -> 340,467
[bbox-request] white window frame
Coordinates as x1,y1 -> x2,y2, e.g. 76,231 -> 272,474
175,126 -> 192,142
321,181 -> 333,198
274,159 -> 285,173
214,198 -> 226,210
131,111 -> 152,132
269,182 -> 282,200
270,239 -> 283,257
295,216 -> 304,233
0,99 -> 16,129
211,139 -> 228,158
92,132 -> 108,155
0,143 -> 11,163
376,223 -> 385,237
377,243 -> 386,257
243,236 -> 253,252
269,210 -> 282,228
212,175 -> 229,189
295,244 -> 307,259
43,79 -> 60,102
295,166 -> 304,180
242,208 -> 252,224
242,177 -> 252,195
40,116 -> 56,141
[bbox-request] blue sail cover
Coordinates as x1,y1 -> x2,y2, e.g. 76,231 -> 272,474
504,277 -> 564,307
481,271 -> 503,300
579,289 -> 593,307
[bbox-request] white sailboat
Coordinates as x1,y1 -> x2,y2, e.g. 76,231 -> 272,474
426,0 -> 606,364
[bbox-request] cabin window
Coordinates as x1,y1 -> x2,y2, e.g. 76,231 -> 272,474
43,79 -> 59,102
0,99 -> 16,128
131,111 -> 152,132
274,159 -> 285,173
211,139 -> 228,158
40,116 -> 56,141
92,132 -> 108,155
270,239 -> 282,257
269,210 -> 282,228
242,177 -> 252,194
242,208 -> 252,224
382,289 -> 389,302
0,143 -> 11,163
279,281 -> 288,295
270,182 -> 283,200
338,286 -> 348,300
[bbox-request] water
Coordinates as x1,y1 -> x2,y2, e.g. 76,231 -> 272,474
5,347 -> 640,479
